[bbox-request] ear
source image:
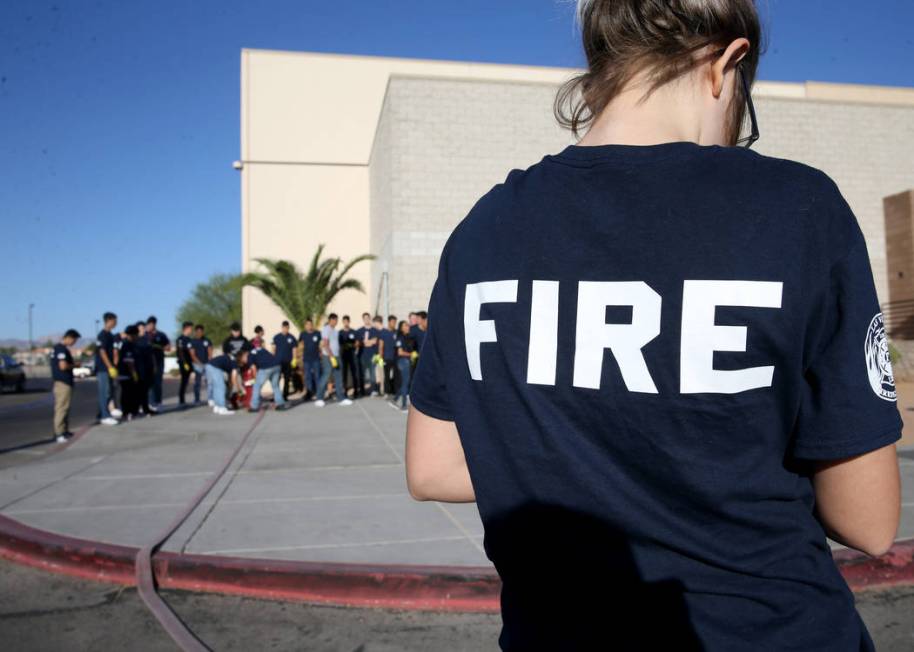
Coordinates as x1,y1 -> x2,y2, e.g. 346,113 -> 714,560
710,38 -> 750,98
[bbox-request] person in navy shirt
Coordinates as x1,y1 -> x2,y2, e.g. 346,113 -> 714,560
133,321 -> 155,416
191,324 -> 213,405
355,313 -> 382,396
379,315 -> 398,396
145,315 -> 171,407
338,315 -> 359,398
117,325 -> 141,420
249,343 -> 289,412
50,329 -> 80,442
205,348 -> 248,415
405,3 -> 902,649
389,321 -> 416,412
272,321 -> 297,402
299,319 -> 322,400
176,321 -> 195,406
95,312 -> 119,426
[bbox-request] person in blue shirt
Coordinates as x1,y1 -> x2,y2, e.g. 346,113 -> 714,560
133,321 -> 155,416
388,321 -> 416,412
205,348 -> 248,415
272,320 -> 297,402
299,319 -> 322,401
145,315 -> 171,407
405,3 -> 902,650
407,310 -> 428,392
176,321 -> 195,406
50,329 -> 80,442
379,315 -> 398,396
355,313 -> 382,397
249,342 -> 289,412
94,312 -> 119,426
191,324 -> 213,405
338,315 -> 359,398
117,325 -> 141,420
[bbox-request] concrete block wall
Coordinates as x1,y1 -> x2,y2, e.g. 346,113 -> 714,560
370,76 -> 914,319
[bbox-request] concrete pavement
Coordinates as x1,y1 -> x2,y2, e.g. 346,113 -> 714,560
0,388 -> 912,577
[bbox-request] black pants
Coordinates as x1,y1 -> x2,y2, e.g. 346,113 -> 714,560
137,375 -> 151,414
280,362 -> 293,400
178,363 -> 193,404
386,360 -> 402,397
341,352 -> 359,397
120,378 -> 140,417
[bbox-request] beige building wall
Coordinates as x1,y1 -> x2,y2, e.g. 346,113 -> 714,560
241,48 -> 914,333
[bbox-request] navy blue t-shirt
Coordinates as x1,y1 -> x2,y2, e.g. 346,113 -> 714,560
208,354 -> 237,374
191,337 -> 212,364
300,331 -> 322,362
355,326 -> 380,355
50,343 -> 74,385
250,347 -> 279,369
273,332 -> 297,363
146,330 -> 170,365
134,337 -> 154,377
379,329 -> 397,361
117,339 -> 136,376
409,142 -> 902,651
95,330 -> 115,371
176,334 -> 194,364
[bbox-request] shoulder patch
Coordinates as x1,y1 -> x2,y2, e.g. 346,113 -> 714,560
865,312 -> 896,401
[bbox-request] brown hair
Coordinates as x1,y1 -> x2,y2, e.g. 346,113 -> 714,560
555,0 -> 765,144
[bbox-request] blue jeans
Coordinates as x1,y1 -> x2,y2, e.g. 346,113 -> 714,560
251,366 -> 285,410
97,372 -> 112,419
149,358 -> 164,405
396,358 -> 411,408
303,359 -> 321,396
360,351 -> 379,394
193,363 -> 209,403
316,356 -> 346,401
205,364 -> 227,408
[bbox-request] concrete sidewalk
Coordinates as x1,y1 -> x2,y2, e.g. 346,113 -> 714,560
0,395 -> 488,566
0,393 -> 912,569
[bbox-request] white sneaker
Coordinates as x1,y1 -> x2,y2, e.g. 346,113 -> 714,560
370,391 -> 378,397
313,399 -> 326,407
100,417 -> 119,426
207,399 -> 215,407
213,406 -> 235,415
55,434 -> 67,443
110,408 -> 123,419
338,399 -> 353,406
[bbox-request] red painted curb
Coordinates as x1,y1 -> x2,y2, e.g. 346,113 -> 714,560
0,514 -> 501,612
1,513 -> 912,611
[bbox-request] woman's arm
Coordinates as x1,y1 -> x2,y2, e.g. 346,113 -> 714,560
812,442 -> 900,557
405,406 -> 475,503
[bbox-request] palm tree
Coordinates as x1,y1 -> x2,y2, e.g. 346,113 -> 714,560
238,246 -> 375,327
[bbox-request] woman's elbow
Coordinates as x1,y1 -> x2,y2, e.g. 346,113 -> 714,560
406,470 -> 431,501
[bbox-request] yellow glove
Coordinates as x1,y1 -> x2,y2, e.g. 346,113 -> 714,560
371,354 -> 383,366
108,366 -> 118,379
410,351 -> 419,362
291,358 -> 298,368
132,371 -> 139,383
330,355 -> 339,368
183,363 -> 190,372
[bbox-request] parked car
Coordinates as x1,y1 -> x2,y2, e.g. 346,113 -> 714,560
0,355 -> 26,392
73,364 -> 93,379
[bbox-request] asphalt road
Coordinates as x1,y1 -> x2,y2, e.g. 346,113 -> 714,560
0,376 -> 180,469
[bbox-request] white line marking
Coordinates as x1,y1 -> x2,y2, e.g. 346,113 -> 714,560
75,463 -> 405,481
202,534 -> 475,556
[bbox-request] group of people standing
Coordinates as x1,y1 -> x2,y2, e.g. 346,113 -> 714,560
50,310 -> 429,437
205,311 -> 429,415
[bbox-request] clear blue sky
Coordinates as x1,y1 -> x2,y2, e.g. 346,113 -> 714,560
2,0 -> 912,341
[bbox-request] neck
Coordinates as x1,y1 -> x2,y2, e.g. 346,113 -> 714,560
577,73 -> 721,147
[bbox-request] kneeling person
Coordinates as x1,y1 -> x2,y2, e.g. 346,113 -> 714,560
249,344 -> 289,412
205,350 -> 246,415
